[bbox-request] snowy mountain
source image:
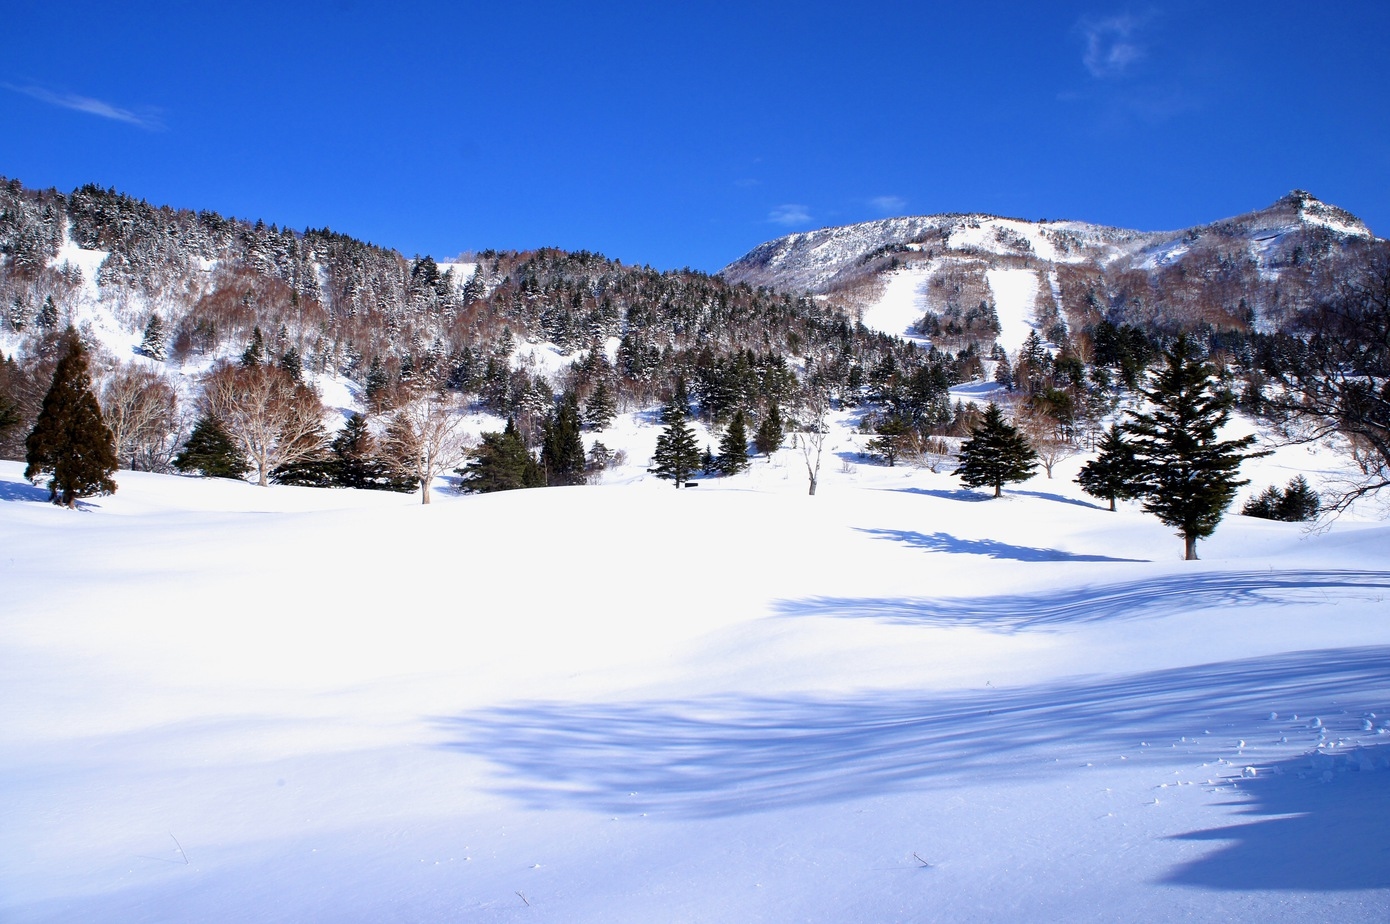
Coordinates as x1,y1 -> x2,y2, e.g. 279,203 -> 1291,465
721,192 -> 1385,336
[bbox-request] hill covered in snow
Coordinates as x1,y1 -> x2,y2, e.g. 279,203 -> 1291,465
3,412 -> 1388,920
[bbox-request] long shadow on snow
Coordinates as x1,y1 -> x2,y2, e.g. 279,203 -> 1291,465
775,569 -> 1390,632
0,478 -> 51,503
856,527 -> 1143,563
436,646 -> 1390,823
1161,743 -> 1390,891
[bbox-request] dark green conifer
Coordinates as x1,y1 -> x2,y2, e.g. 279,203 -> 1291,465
175,414 -> 251,479
541,392 -> 587,486
753,403 -> 784,458
649,397 -> 701,487
583,378 -> 617,430
955,402 -> 1038,498
716,409 -> 750,475
1076,424 -> 1145,511
458,418 -> 541,493
139,313 -> 166,361
1126,336 -> 1263,559
24,329 -> 119,506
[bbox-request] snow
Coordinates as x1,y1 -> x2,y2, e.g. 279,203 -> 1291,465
858,266 -> 933,346
986,267 -> 1043,356
3,408 -> 1389,922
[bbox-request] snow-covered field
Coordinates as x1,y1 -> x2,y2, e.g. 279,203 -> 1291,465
3,411 -> 1389,922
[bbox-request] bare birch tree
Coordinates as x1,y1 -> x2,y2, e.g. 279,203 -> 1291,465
796,387 -> 830,496
100,363 -> 181,471
199,360 -> 327,486
383,392 -> 472,504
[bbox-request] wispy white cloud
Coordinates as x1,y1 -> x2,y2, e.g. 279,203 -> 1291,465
1077,14 -> 1145,79
869,195 -> 907,215
768,204 -> 812,226
4,83 -> 164,130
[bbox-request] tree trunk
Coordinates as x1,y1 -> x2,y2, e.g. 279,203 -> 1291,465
1184,533 -> 1198,560
994,482 -> 1002,498
807,475 -> 817,496
420,478 -> 431,504
1109,496 -> 1117,512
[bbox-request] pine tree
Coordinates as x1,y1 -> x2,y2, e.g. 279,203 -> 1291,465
1076,424 -> 1145,511
867,414 -> 913,466
753,402 -> 784,458
24,329 -> 119,506
457,418 -> 540,493
583,378 -> 617,430
241,326 -> 266,367
139,313 -> 166,361
541,392 -> 587,486
175,414 -> 251,479
716,408 -> 750,475
1126,335 -> 1263,560
955,402 -> 1038,498
38,296 -> 59,330
1276,475 -> 1320,522
649,397 -> 701,487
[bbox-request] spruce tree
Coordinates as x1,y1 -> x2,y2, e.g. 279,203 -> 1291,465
175,414 -> 251,479
241,326 -> 266,367
753,402 -> 784,458
38,296 -> 59,330
23,329 -> 119,506
541,392 -> 587,486
716,409 -> 750,475
139,313 -> 167,361
583,379 -> 617,430
649,397 -> 701,487
1076,424 -> 1145,511
1126,335 -> 1263,560
457,418 -> 540,493
955,402 -> 1038,498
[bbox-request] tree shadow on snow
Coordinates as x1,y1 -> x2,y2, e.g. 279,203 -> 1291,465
0,478 -> 54,504
435,646 -> 1390,838
855,527 -> 1142,563
774,569 -> 1390,632
1161,743 -> 1390,891
889,486 -> 993,503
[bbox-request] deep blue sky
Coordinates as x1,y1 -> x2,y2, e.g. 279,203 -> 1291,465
3,2 -> 1387,272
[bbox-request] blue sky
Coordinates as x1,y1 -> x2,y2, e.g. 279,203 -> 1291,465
3,2 -> 1387,272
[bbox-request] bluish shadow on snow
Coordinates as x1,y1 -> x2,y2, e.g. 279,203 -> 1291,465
889,486 -> 993,502
435,647 -> 1390,826
0,478 -> 55,503
774,569 -> 1390,632
855,527 -> 1142,563
1013,488 -> 1102,509
1161,743 -> 1390,891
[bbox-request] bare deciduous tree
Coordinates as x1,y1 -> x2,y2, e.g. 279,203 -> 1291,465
383,393 -> 472,504
199,360 -> 327,486
100,363 -> 181,471
796,387 -> 830,496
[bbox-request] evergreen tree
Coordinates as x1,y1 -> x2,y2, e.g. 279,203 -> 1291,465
139,313 -> 166,361
955,402 -> 1038,498
38,296 -> 59,330
716,408 -> 750,476
753,402 -> 784,458
24,329 -> 119,506
541,392 -> 587,486
649,397 -> 701,487
364,355 -> 391,412
1075,424 -> 1145,511
583,378 -> 617,430
241,326 -> 267,367
457,418 -> 541,493
175,414 -> 251,479
279,346 -> 303,383
1126,335 -> 1263,560
328,412 -> 413,491
1276,475 -> 1321,522
867,414 -> 914,466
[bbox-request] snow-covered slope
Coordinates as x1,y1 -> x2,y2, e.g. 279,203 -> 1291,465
3,412 -> 1388,922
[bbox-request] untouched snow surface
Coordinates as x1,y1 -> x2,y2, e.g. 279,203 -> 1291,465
3,422 -> 1390,922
